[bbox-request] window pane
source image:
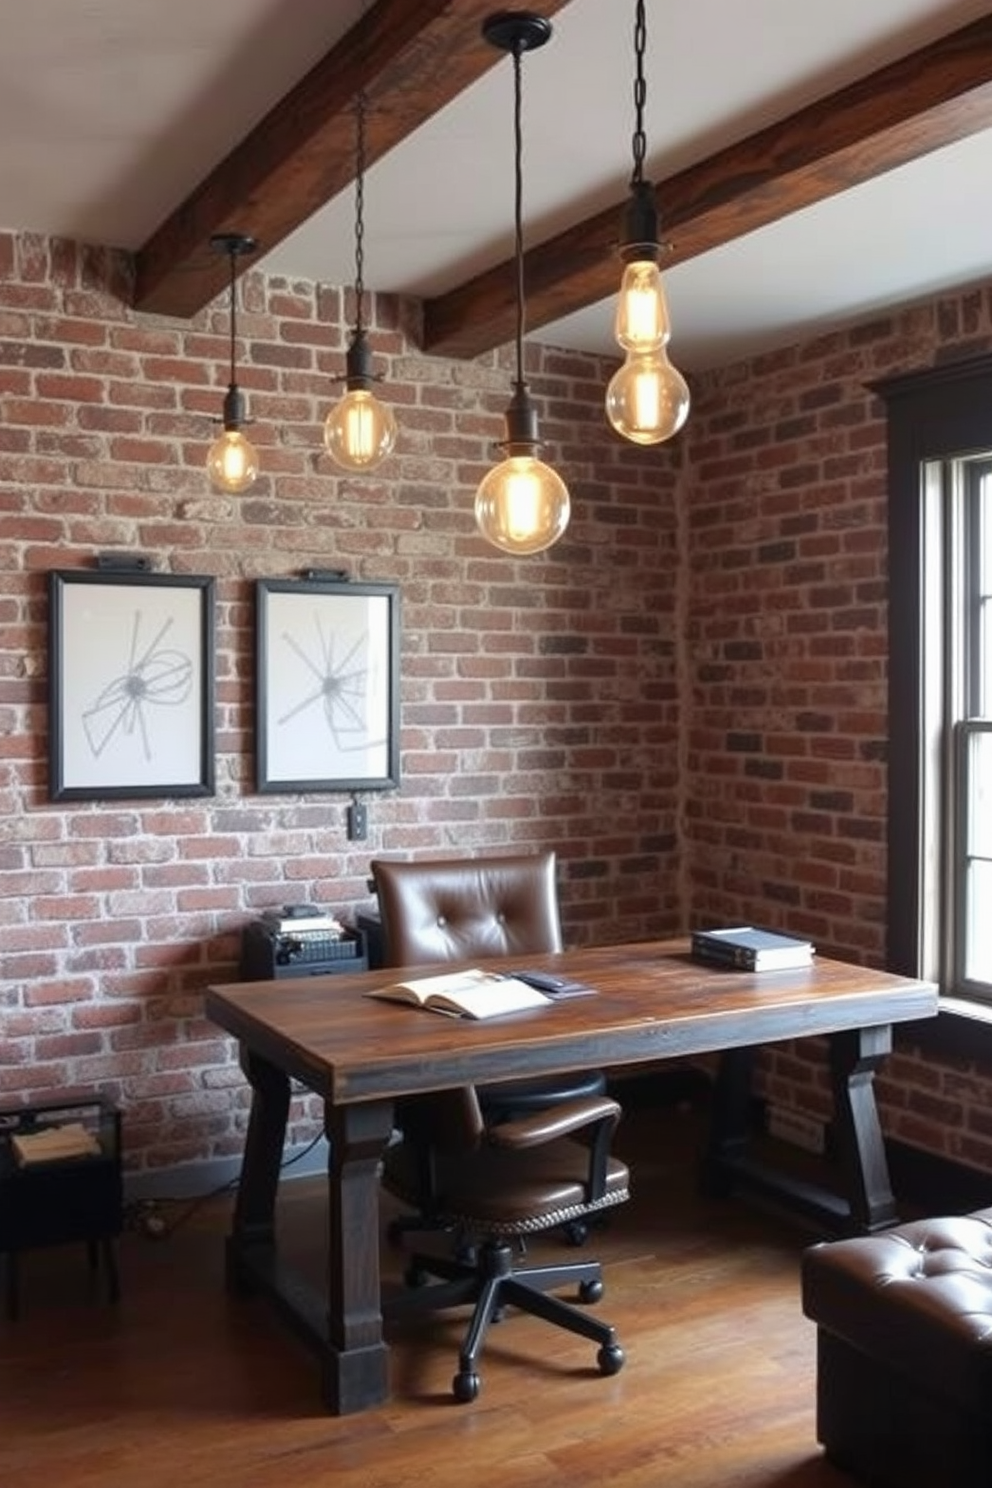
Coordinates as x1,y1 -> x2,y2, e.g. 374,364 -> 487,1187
963,726 -> 992,985
982,468 -> 992,591
966,859 -> 992,983
966,728 -> 992,855
978,467 -> 992,718
982,597 -> 992,716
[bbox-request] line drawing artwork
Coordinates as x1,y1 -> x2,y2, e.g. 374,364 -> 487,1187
255,578 -> 398,794
82,610 -> 193,761
49,569 -> 215,802
276,612 -> 385,756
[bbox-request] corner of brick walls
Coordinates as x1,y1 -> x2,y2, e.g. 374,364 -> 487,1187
683,286 -> 992,1179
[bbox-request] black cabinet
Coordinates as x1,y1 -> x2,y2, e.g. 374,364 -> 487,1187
0,1095 -> 122,1318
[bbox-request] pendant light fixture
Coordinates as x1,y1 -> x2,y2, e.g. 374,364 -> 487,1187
605,0 -> 690,446
324,85 -> 396,473
474,11 -> 570,556
206,232 -> 260,494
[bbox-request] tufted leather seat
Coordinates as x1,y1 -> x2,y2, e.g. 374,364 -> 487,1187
802,1209 -> 992,1485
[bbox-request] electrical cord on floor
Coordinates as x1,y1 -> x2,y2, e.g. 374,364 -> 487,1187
124,1132 -> 325,1241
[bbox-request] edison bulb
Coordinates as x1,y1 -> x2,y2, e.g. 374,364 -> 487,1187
615,258 -> 668,351
607,256 -> 690,444
475,454 -> 570,555
324,388 -> 396,472
606,350 -> 690,446
206,429 -> 259,493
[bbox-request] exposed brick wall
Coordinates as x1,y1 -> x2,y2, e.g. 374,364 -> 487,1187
0,233 -> 682,1173
687,288 -> 992,1175
686,334 -> 893,957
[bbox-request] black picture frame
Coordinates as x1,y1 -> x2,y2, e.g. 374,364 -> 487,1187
255,577 -> 401,794
48,570 -> 216,802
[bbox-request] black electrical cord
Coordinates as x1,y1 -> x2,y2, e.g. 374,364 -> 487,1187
126,1131 -> 325,1240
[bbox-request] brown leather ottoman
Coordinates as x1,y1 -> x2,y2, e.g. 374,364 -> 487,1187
801,1210 -> 992,1486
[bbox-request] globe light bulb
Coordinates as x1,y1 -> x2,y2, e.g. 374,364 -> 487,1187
475,452 -> 571,556
206,427 -> 259,494
606,348 -> 690,446
324,386 -> 396,472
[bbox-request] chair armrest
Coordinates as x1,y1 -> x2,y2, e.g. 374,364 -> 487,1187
485,1095 -> 621,1150
485,1094 -> 622,1203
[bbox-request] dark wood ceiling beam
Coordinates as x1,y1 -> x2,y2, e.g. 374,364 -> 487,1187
134,0 -> 571,318
423,14 -> 992,358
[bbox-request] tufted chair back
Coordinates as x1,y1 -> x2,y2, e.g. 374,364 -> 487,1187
370,851 -> 563,967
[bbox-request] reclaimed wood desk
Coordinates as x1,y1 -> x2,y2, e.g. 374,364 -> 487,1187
205,939 -> 937,1414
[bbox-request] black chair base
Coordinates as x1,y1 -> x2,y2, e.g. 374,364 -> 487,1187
387,1237 -> 625,1403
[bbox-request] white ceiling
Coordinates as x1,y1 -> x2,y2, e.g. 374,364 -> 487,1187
3,0 -> 992,371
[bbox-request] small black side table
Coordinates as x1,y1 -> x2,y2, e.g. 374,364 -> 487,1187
0,1095 -> 123,1319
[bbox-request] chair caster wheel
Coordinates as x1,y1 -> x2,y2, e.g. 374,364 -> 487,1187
404,1263 -> 430,1288
598,1342 -> 625,1376
453,1369 -> 480,1403
561,1219 -> 588,1246
579,1278 -> 604,1304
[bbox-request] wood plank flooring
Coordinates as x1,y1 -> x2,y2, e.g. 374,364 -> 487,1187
0,1097 -> 856,1488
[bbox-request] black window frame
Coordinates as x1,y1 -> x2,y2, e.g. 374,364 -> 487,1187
877,352 -> 992,1058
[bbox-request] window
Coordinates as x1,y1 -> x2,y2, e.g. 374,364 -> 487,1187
955,460 -> 992,991
880,355 -> 992,1009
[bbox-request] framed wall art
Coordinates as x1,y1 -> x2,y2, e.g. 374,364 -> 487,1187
48,569 -> 216,801
256,577 -> 400,793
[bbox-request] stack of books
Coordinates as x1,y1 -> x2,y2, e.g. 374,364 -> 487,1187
691,926 -> 815,972
10,1121 -> 102,1167
260,905 -> 346,938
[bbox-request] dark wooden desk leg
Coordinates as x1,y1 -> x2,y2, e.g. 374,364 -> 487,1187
701,1045 -> 755,1197
829,1024 -> 899,1234
102,1237 -> 120,1303
321,1099 -> 394,1415
225,1045 -> 291,1294
5,1252 -> 18,1321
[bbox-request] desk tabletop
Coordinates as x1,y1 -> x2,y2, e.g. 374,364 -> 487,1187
205,938 -> 938,1105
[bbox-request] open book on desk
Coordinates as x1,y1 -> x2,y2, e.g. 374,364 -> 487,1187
364,968 -> 554,1020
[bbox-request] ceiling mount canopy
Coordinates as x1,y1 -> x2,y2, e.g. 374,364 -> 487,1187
481,9 -> 550,53
206,231 -> 260,495
605,0 -> 689,446
473,9 -> 570,557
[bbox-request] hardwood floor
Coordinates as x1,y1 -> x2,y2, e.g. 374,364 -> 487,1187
1,1097 -> 855,1488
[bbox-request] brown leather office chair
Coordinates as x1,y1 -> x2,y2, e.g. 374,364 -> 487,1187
370,850 -> 607,1179
383,1082 -> 628,1402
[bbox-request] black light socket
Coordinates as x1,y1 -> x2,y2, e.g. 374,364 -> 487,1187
344,328 -> 376,391
620,179 -> 662,264
501,381 -> 541,456
221,383 -> 247,431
